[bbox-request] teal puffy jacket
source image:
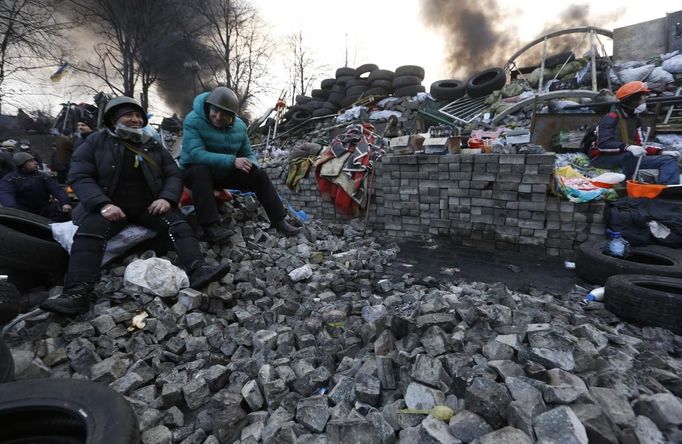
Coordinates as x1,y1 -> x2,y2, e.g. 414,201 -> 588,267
179,92 -> 258,181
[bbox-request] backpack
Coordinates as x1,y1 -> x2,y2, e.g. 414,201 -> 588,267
580,121 -> 599,155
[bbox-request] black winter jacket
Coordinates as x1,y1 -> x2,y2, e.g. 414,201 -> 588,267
591,109 -> 643,158
68,130 -> 182,223
0,169 -> 69,212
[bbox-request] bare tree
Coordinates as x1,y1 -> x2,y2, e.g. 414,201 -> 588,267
285,30 -> 317,101
192,0 -> 273,113
0,0 -> 67,113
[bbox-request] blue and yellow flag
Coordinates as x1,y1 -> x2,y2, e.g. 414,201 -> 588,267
50,63 -> 69,82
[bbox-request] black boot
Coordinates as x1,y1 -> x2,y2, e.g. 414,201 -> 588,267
188,260 -> 230,289
39,284 -> 92,316
202,223 -> 232,244
273,219 -> 301,237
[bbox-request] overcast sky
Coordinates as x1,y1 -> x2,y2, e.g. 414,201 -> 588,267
5,0 -> 682,120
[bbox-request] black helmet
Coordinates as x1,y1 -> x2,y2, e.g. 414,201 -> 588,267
103,96 -> 148,126
205,87 -> 239,115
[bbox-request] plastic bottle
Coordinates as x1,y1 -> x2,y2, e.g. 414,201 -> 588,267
606,229 -> 630,258
584,287 -> 605,302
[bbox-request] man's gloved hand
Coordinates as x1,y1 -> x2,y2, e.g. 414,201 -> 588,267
626,145 -> 646,157
661,151 -> 681,159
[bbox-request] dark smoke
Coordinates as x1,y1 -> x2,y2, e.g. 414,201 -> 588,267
420,1 -> 619,77
419,0 -> 520,79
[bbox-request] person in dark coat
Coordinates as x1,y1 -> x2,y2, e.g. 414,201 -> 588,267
589,81 -> 680,184
0,152 -> 72,221
40,96 -> 230,316
0,144 -> 15,178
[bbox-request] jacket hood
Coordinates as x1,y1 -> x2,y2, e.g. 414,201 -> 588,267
192,92 -> 211,122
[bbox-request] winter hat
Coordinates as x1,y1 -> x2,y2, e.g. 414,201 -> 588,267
13,152 -> 35,167
110,105 -> 140,124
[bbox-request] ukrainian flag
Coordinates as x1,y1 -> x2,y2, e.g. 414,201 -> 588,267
50,63 -> 69,83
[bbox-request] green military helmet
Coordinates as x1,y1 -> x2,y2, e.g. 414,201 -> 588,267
13,152 -> 35,167
103,96 -> 148,126
205,86 -> 239,115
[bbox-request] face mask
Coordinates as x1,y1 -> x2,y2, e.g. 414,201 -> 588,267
634,103 -> 646,114
113,123 -> 151,143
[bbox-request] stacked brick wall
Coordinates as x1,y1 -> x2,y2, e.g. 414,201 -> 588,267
266,154 -> 607,257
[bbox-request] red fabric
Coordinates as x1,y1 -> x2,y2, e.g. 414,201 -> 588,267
179,187 -> 232,208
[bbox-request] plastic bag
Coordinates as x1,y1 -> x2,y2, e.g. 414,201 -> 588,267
662,54 -> 682,74
123,257 -> 188,297
618,64 -> 655,83
646,66 -> 674,84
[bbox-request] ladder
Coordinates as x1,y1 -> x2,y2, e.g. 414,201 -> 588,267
663,87 -> 682,125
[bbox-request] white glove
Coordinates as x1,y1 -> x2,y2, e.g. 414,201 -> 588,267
661,151 -> 681,159
626,145 -> 646,157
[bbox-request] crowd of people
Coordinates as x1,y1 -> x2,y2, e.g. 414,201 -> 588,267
1,87 -> 300,316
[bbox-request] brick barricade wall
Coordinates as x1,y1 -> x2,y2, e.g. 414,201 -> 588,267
266,153 -> 606,257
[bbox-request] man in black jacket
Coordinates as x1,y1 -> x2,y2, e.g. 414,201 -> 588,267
41,96 -> 230,316
0,152 -> 72,221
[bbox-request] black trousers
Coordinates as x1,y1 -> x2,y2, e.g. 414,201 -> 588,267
64,208 -> 202,290
182,164 -> 286,226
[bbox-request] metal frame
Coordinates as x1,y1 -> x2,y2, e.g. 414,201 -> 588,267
437,96 -> 489,124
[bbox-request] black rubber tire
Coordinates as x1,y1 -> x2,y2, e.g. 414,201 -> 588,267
0,280 -> 21,325
0,208 -> 69,274
392,75 -> 423,89
364,87 -> 390,97
575,241 -> 682,285
355,63 -> 379,78
330,84 -> 346,93
605,274 -> 682,335
283,108 -> 296,120
312,108 -> 337,117
345,79 -> 368,88
0,379 -> 139,443
322,101 -> 340,111
544,51 -> 575,69
327,92 -> 345,106
393,85 -> 426,97
320,78 -> 336,90
295,95 -> 312,104
0,336 -> 14,383
346,85 -> 367,97
335,75 -> 355,86
370,79 -> 394,91
290,110 -> 312,124
466,68 -> 507,98
296,103 -> 314,113
335,67 -> 356,78
430,79 -> 466,101
311,89 -> 329,99
341,95 -> 361,108
368,69 -> 394,83
308,100 -> 326,110
395,65 -> 425,80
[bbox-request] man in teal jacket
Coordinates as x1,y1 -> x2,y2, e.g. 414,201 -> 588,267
180,86 -> 300,241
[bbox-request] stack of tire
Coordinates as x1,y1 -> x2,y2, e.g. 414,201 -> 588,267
429,67 -> 507,102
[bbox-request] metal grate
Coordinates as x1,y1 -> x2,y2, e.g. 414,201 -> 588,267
438,96 -> 489,124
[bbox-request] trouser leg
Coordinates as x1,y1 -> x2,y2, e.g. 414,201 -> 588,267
222,168 -> 286,223
132,209 -> 203,269
640,156 -> 681,185
183,164 -> 220,226
64,213 -> 121,290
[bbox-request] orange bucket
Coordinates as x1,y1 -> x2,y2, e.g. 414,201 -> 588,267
626,180 -> 666,198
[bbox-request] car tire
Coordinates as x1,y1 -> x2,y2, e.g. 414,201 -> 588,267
393,85 -> 426,97
0,208 -> 69,274
345,79 -> 368,88
392,75 -> 423,89
311,89 -> 329,99
346,85 -> 367,97
290,110 -> 312,124
575,240 -> 682,285
466,68 -> 507,98
335,67 -> 356,78
395,65 -> 425,80
430,79 -> 466,101
327,92 -> 345,106
364,87 -> 390,97
369,79 -> 394,91
0,336 -> 13,383
605,274 -> 682,335
0,379 -> 140,443
320,78 -> 336,90
341,95 -> 361,108
368,69 -> 394,83
355,63 -> 379,78
312,108 -> 337,117
295,95 -> 312,104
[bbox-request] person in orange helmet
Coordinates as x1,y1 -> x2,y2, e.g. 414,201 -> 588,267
588,81 -> 680,185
